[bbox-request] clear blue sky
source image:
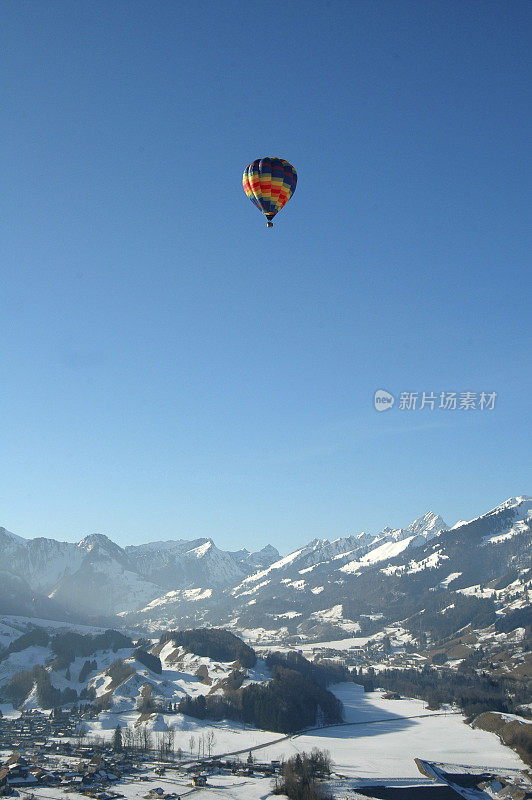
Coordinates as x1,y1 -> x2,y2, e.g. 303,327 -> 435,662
1,0 -> 530,552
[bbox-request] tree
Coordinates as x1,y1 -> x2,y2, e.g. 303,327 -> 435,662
75,721 -> 87,747
122,725 -> 133,751
188,735 -> 195,756
113,724 -> 123,752
206,730 -> 216,757
160,628 -> 256,667
134,648 -> 162,674
140,725 -> 152,751
272,749 -> 332,799
165,726 -> 175,760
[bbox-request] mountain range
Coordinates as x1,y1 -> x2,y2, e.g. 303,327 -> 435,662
0,496 -> 530,644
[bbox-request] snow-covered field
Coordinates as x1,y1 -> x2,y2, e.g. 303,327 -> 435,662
19,684 -> 527,800
84,683 -> 526,781
247,683 -> 527,779
12,775 -> 276,800
257,635 -> 371,655
1,681 -> 527,800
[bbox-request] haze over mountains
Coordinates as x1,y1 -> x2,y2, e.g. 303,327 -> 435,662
0,509 -> 449,620
0,496 -> 530,645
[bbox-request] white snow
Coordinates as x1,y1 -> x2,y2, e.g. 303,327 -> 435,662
440,572 -> 463,587
482,518 -> 531,545
309,606 -> 361,634
341,536 -> 416,574
440,604 -> 455,614
284,579 -> 306,590
295,636 -> 371,653
404,551 -> 449,574
235,580 -> 271,597
253,683 -> 526,779
71,681 -> 527,792
140,587 -> 213,611
190,541 -> 213,558
237,547 -> 307,588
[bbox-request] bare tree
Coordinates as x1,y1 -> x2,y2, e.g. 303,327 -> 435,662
140,725 -> 152,752
188,735 -> 195,757
165,726 -> 175,759
75,721 -> 87,747
122,725 -> 133,751
206,730 -> 216,757
133,727 -> 143,751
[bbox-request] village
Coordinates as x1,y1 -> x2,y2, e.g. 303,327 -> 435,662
0,709 -> 286,799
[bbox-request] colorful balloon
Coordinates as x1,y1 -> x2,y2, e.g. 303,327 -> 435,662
243,157 -> 297,227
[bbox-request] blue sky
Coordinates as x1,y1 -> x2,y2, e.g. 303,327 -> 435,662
1,0 -> 530,552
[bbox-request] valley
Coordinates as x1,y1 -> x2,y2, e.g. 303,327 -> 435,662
0,495 -> 530,799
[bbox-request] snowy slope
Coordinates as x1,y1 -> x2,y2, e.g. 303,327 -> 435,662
0,497 -> 529,638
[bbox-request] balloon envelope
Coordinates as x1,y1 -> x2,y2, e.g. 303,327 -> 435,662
243,157 -> 297,226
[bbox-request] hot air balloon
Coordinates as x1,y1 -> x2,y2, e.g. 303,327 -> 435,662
243,157 -> 297,227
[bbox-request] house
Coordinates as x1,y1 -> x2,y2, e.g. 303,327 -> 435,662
27,768 -> 46,782
381,691 -> 401,700
7,764 -> 28,780
191,775 -> 207,787
6,755 -> 27,768
7,768 -> 38,788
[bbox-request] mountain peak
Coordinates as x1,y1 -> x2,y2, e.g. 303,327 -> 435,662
379,511 -> 448,544
491,495 -> 532,512
0,526 -> 26,544
77,533 -> 124,557
485,496 -> 532,525
190,539 -> 214,558
407,511 -> 448,535
259,544 -> 279,555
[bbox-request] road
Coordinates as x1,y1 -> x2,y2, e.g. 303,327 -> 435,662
182,709 -> 462,764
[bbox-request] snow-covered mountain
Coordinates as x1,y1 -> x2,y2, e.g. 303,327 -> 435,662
0,527 -> 279,619
228,544 -> 281,571
124,538 -> 249,589
379,510 -> 449,543
0,498 -> 529,642
235,511 -> 448,594
124,496 -> 530,639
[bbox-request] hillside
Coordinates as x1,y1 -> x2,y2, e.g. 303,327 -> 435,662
0,496 -> 530,673
0,622 -> 342,734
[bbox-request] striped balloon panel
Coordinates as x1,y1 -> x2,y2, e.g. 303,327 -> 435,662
243,158 -> 297,218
